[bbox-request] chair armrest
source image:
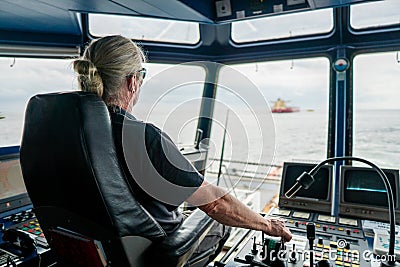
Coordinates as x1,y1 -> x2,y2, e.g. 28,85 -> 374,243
146,209 -> 215,267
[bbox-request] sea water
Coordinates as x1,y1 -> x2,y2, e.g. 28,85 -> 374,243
0,109 -> 398,169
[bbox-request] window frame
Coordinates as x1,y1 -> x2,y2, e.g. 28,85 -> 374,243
132,62 -> 207,146
229,8 -> 336,46
0,56 -> 77,147
213,56 -> 333,161
348,1 -> 400,34
87,13 -> 202,47
349,48 -> 400,169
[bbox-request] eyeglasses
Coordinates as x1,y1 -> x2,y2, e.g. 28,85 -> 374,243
127,67 -> 147,80
136,68 -> 147,80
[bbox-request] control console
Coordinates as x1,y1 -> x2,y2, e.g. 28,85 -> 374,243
220,210 -> 371,267
217,162 -> 400,267
1,206 -> 48,249
0,205 -> 51,267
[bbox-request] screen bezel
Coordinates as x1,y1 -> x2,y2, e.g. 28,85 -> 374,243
0,146 -> 31,213
279,162 -> 333,213
339,165 -> 399,209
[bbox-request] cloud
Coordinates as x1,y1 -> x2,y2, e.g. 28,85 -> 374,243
232,8 -> 333,42
354,52 -> 400,110
351,0 -> 400,28
0,58 -> 76,111
89,14 -> 199,44
219,58 -> 330,110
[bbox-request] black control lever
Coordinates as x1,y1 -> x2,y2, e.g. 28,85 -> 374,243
270,240 -> 286,267
316,259 -> 332,267
251,236 -> 258,255
260,232 -> 266,260
289,243 -> 297,263
244,254 -> 269,267
307,222 -> 316,267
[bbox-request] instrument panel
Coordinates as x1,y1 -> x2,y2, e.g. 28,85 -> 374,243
219,209 -> 373,267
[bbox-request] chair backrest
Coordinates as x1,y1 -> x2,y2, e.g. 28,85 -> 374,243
20,92 -> 166,266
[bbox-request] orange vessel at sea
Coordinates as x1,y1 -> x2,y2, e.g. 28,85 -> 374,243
271,98 -> 300,113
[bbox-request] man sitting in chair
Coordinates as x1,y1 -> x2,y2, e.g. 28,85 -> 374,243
73,35 -> 292,262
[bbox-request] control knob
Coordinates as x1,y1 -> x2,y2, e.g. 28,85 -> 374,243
289,244 -> 297,263
315,259 -> 332,267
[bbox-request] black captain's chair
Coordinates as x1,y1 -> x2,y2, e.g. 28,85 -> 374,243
20,92 -> 217,267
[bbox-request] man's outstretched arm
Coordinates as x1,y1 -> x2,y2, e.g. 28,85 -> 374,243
187,180 -> 292,242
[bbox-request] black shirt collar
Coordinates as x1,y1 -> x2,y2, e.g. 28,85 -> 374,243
107,105 -> 137,121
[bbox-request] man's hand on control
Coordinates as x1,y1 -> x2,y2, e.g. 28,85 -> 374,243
265,218 -> 292,242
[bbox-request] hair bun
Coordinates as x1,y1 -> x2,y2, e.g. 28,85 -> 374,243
73,59 -> 104,96
73,59 -> 98,76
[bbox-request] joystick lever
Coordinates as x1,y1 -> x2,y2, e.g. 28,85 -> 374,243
307,222 -> 316,267
251,236 -> 258,255
289,244 -> 297,263
259,235 -> 286,266
270,239 -> 286,267
316,259 -> 332,267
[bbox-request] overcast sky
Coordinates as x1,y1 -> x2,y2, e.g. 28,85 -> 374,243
1,0 -> 400,114
1,52 -> 399,114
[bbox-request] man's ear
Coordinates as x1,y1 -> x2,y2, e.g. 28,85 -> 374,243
127,75 -> 136,92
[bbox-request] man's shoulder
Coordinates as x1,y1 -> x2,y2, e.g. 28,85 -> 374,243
110,113 -> 163,141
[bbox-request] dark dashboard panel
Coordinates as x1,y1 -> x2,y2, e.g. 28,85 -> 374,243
180,0 -> 381,23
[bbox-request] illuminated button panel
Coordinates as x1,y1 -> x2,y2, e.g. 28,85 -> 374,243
3,209 -> 35,224
20,219 -> 44,237
270,209 -> 364,239
2,208 -> 48,248
309,243 -> 360,267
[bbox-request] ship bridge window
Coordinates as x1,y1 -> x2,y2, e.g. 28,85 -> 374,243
231,8 -> 333,43
205,57 -> 330,200
131,63 -> 205,146
353,52 -> 400,169
0,58 -> 75,147
89,14 -> 200,45
0,59 -> 205,148
350,0 -> 400,30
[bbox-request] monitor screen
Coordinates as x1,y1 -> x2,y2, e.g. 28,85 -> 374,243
281,162 -> 333,201
342,167 -> 399,208
0,157 -> 27,200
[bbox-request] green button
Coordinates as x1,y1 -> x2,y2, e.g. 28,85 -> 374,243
22,227 -> 29,231
34,231 -> 41,235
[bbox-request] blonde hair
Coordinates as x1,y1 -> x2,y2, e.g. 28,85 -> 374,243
73,35 -> 146,105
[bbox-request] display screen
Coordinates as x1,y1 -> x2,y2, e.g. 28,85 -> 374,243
343,168 -> 398,208
339,217 -> 358,227
0,158 -> 27,200
282,163 -> 332,200
273,209 -> 291,216
318,215 -> 336,223
292,211 -> 310,219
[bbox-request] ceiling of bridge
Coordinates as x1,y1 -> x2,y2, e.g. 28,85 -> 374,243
0,0 -> 382,47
